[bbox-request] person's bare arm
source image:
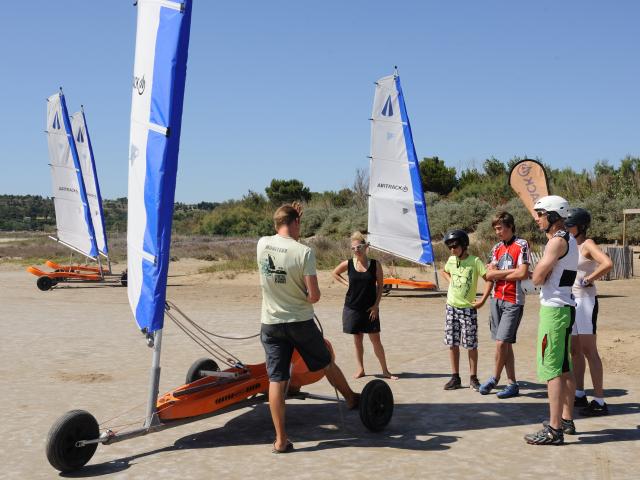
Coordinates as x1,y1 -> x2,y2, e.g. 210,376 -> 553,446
441,270 -> 451,282
532,237 -> 566,286
304,274 -> 321,303
331,260 -> 349,287
368,261 -> 384,320
472,274 -> 493,309
582,239 -> 613,284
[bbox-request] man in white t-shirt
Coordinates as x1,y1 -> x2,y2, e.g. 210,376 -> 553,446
258,202 -> 358,454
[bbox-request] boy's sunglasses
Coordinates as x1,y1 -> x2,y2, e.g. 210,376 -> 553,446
536,210 -> 548,218
446,243 -> 461,249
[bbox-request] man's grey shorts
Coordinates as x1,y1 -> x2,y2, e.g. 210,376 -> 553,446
489,298 -> 524,343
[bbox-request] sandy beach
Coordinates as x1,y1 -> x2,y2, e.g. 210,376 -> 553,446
1,259 -> 639,479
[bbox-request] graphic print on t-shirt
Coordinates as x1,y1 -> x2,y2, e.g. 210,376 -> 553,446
260,253 -> 287,284
450,264 -> 474,299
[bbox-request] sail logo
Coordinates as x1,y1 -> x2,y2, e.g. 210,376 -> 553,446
381,95 -> 394,117
59,186 -> 79,194
52,112 -> 61,130
377,182 -> 408,192
133,75 -> 146,95
76,127 -> 85,143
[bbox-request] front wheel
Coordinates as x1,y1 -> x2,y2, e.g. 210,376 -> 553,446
359,379 -> 394,432
120,270 -> 128,287
382,284 -> 392,296
46,410 -> 99,472
37,276 -> 54,291
185,358 -> 220,384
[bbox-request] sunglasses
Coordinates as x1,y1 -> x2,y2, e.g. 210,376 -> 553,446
447,243 -> 461,249
536,211 -> 548,218
351,244 -> 367,252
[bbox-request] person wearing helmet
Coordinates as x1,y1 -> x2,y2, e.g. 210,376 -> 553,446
524,195 -> 578,446
565,208 -> 613,416
441,229 -> 492,391
479,211 -> 531,399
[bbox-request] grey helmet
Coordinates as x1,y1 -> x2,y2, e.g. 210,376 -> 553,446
533,195 -> 570,218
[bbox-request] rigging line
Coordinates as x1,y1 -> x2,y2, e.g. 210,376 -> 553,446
184,319 -> 245,363
165,308 -> 241,364
168,314 -> 236,367
167,301 -> 260,340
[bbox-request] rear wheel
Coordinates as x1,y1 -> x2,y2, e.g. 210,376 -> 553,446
186,358 -> 220,384
37,276 -> 54,291
359,379 -> 394,432
120,270 -> 128,287
382,284 -> 392,295
46,410 -> 99,472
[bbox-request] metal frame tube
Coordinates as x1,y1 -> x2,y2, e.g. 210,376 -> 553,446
144,329 -> 163,428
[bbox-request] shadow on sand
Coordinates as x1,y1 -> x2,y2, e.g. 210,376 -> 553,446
61,396 -> 640,477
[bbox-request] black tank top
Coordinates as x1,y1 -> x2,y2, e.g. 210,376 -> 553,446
345,258 -> 377,310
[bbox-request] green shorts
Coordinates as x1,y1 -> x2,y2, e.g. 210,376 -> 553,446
537,305 -> 575,382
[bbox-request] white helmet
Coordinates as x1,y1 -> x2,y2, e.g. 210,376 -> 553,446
533,195 -> 570,218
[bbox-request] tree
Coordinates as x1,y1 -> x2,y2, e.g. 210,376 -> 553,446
483,157 -> 507,177
418,157 -> 457,195
265,179 -> 312,205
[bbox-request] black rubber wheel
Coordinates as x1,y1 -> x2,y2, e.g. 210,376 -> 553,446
359,379 -> 394,432
120,270 -> 128,287
46,410 -> 99,473
382,284 -> 392,296
185,357 -> 220,384
37,276 -> 54,291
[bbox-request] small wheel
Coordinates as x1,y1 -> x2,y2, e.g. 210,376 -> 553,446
359,379 -> 394,432
37,276 -> 54,291
46,410 -> 99,472
186,357 -> 219,384
382,284 -> 392,296
120,270 -> 128,287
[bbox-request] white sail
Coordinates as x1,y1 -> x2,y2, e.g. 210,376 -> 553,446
368,74 -> 434,264
47,92 -> 98,259
71,109 -> 108,256
127,0 -> 193,333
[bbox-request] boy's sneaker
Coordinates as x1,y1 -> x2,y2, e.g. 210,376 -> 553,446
574,395 -> 589,408
470,376 -> 481,391
580,400 -> 609,416
524,425 -> 564,445
496,382 -> 520,399
478,376 -> 497,395
542,418 -> 576,435
444,375 -> 462,390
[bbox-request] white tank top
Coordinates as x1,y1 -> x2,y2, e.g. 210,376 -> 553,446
572,243 -> 597,298
540,230 -> 578,307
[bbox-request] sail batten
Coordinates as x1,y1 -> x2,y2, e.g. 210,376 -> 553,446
367,74 -> 434,265
127,0 -> 193,334
47,91 -> 98,259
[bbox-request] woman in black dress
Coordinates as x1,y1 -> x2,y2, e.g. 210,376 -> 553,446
332,232 -> 397,379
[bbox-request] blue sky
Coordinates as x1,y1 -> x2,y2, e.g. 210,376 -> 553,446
1,1 -> 638,203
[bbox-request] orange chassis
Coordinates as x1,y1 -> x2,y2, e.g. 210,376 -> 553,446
27,260 -> 126,290
383,277 -> 437,292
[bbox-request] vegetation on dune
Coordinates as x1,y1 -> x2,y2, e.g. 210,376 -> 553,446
2,155 -> 640,268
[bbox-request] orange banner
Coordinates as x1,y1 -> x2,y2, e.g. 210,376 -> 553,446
509,159 -> 549,219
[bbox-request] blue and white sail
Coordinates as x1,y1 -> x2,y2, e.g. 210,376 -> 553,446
127,0 -> 193,333
47,91 -> 98,259
367,74 -> 434,264
71,108 -> 109,256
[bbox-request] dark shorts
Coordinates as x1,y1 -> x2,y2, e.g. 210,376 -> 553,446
260,319 -> 332,382
489,298 -> 524,343
342,305 -> 381,334
444,304 -> 478,349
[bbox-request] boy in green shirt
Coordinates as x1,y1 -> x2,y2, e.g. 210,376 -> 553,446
441,229 -> 492,391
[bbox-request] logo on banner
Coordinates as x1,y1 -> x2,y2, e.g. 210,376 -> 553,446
133,75 -> 146,95
381,95 -> 394,116
52,112 -> 61,130
76,127 -> 85,143
377,182 -> 408,192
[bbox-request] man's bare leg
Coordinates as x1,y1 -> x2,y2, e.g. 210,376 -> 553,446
562,371 -> 576,420
547,376 -> 563,429
268,381 -> 288,451
449,346 -> 460,374
504,343 -> 516,383
468,348 -> 478,377
324,361 -> 358,408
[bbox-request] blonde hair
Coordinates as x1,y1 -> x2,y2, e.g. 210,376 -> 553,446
273,202 -> 302,229
350,231 -> 367,244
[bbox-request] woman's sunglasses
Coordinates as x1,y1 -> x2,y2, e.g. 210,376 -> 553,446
351,244 -> 367,252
